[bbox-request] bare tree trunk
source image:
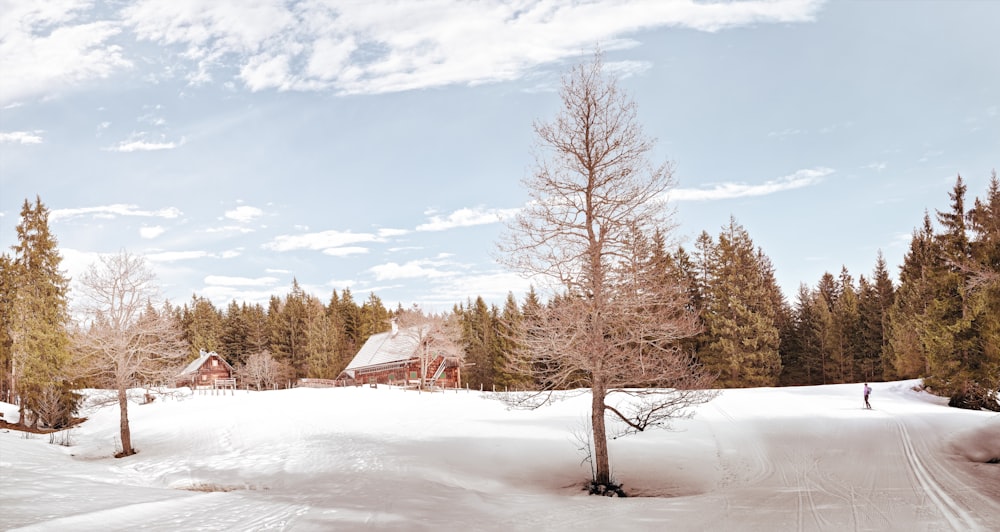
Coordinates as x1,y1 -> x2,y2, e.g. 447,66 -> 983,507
591,377 -> 611,486
118,387 -> 133,456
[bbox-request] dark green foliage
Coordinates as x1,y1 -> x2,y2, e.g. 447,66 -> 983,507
694,218 -> 784,387
181,296 -> 224,358
1,197 -> 78,428
887,173 -> 1000,409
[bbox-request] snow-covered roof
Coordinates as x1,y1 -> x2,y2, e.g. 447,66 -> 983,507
343,326 -> 426,374
178,350 -> 233,376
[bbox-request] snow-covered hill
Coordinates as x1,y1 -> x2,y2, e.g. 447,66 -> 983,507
2,381 -> 998,531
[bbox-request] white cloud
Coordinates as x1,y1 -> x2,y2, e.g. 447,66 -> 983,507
139,225 -> 166,239
864,162 -> 887,172
669,167 -> 833,202
264,229 -> 380,253
50,204 -> 182,222
119,0 -> 822,96
369,260 -> 455,281
106,138 -> 181,152
144,250 -> 210,262
224,205 -> 264,223
416,206 -> 519,232
377,227 -> 410,238
204,275 -> 279,287
420,270 -> 535,309
767,128 -> 802,139
203,225 -> 256,234
0,131 -> 44,144
323,246 -> 369,257
0,2 -> 130,105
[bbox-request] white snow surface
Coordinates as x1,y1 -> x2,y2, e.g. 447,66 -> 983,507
1,381 -> 998,531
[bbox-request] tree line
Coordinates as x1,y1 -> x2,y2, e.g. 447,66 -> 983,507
2,173 -> 997,435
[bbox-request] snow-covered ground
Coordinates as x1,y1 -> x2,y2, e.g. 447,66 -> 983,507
2,381 -> 998,531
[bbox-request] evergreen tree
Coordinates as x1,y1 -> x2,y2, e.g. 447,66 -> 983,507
828,267 -> 861,383
887,213 -> 939,378
457,297 -> 492,389
922,176 -> 977,399
304,297 -> 341,379
4,198 -> 77,428
495,291 -> 531,389
963,171 -> 1000,408
0,254 -> 15,403
698,218 -> 782,387
268,280 -> 310,381
359,292 -> 390,343
781,284 -> 825,385
181,295 -> 224,358
221,301 -> 250,366
337,288 -> 362,356
857,253 -> 894,381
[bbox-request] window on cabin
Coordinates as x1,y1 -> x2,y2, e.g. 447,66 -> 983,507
201,375 -> 207,381
212,359 -> 218,367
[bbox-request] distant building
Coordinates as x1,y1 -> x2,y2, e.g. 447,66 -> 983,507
338,322 -> 461,388
176,350 -> 235,389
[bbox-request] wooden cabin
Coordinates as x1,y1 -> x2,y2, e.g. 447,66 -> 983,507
176,350 -> 235,389
338,324 -> 461,388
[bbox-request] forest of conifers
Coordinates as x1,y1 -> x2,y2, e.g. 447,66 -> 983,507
2,171 -> 998,427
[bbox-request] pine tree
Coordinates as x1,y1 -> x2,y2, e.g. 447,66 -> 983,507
458,297 -> 495,389
922,176 -> 977,399
221,301 -> 250,366
887,213 -> 939,378
698,218 -> 782,387
781,284 -> 825,385
304,297 -> 341,379
495,292 -> 531,389
857,253 -> 894,381
337,288 -> 362,356
4,198 -> 76,428
964,171 -> 1000,406
181,296 -> 224,358
268,280 -> 310,381
828,267 -> 861,383
0,254 -> 16,403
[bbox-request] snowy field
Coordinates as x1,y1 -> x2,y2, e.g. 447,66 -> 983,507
2,381 -> 998,531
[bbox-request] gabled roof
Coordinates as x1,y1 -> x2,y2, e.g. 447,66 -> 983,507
343,326 -> 427,375
178,350 -> 234,376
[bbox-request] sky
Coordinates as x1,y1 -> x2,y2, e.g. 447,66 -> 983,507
1,0 -> 998,313
3,381 -> 999,529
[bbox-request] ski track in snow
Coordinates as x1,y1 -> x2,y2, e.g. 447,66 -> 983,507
2,381 -> 998,531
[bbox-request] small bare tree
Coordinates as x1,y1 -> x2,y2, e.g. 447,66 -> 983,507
238,349 -> 288,390
499,53 -> 716,493
394,306 -> 463,390
73,250 -> 187,457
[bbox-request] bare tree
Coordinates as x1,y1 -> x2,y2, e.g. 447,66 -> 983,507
73,250 -> 188,457
238,349 -> 288,390
498,53 -> 716,493
394,306 -> 463,390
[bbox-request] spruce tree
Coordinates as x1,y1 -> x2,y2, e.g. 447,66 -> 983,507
0,254 -> 15,403
887,213 -> 939,378
5,198 -> 77,428
180,296 -> 224,358
304,297 -> 340,379
698,218 -> 782,387
829,267 -> 861,383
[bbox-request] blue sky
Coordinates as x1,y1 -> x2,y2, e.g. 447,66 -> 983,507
1,0 -> 998,312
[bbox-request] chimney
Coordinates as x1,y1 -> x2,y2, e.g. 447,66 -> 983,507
391,317 -> 398,336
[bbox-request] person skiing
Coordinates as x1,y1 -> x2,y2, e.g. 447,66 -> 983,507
863,383 -> 872,409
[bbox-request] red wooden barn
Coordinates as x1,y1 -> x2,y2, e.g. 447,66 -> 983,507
176,350 -> 235,389
339,323 -> 461,388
